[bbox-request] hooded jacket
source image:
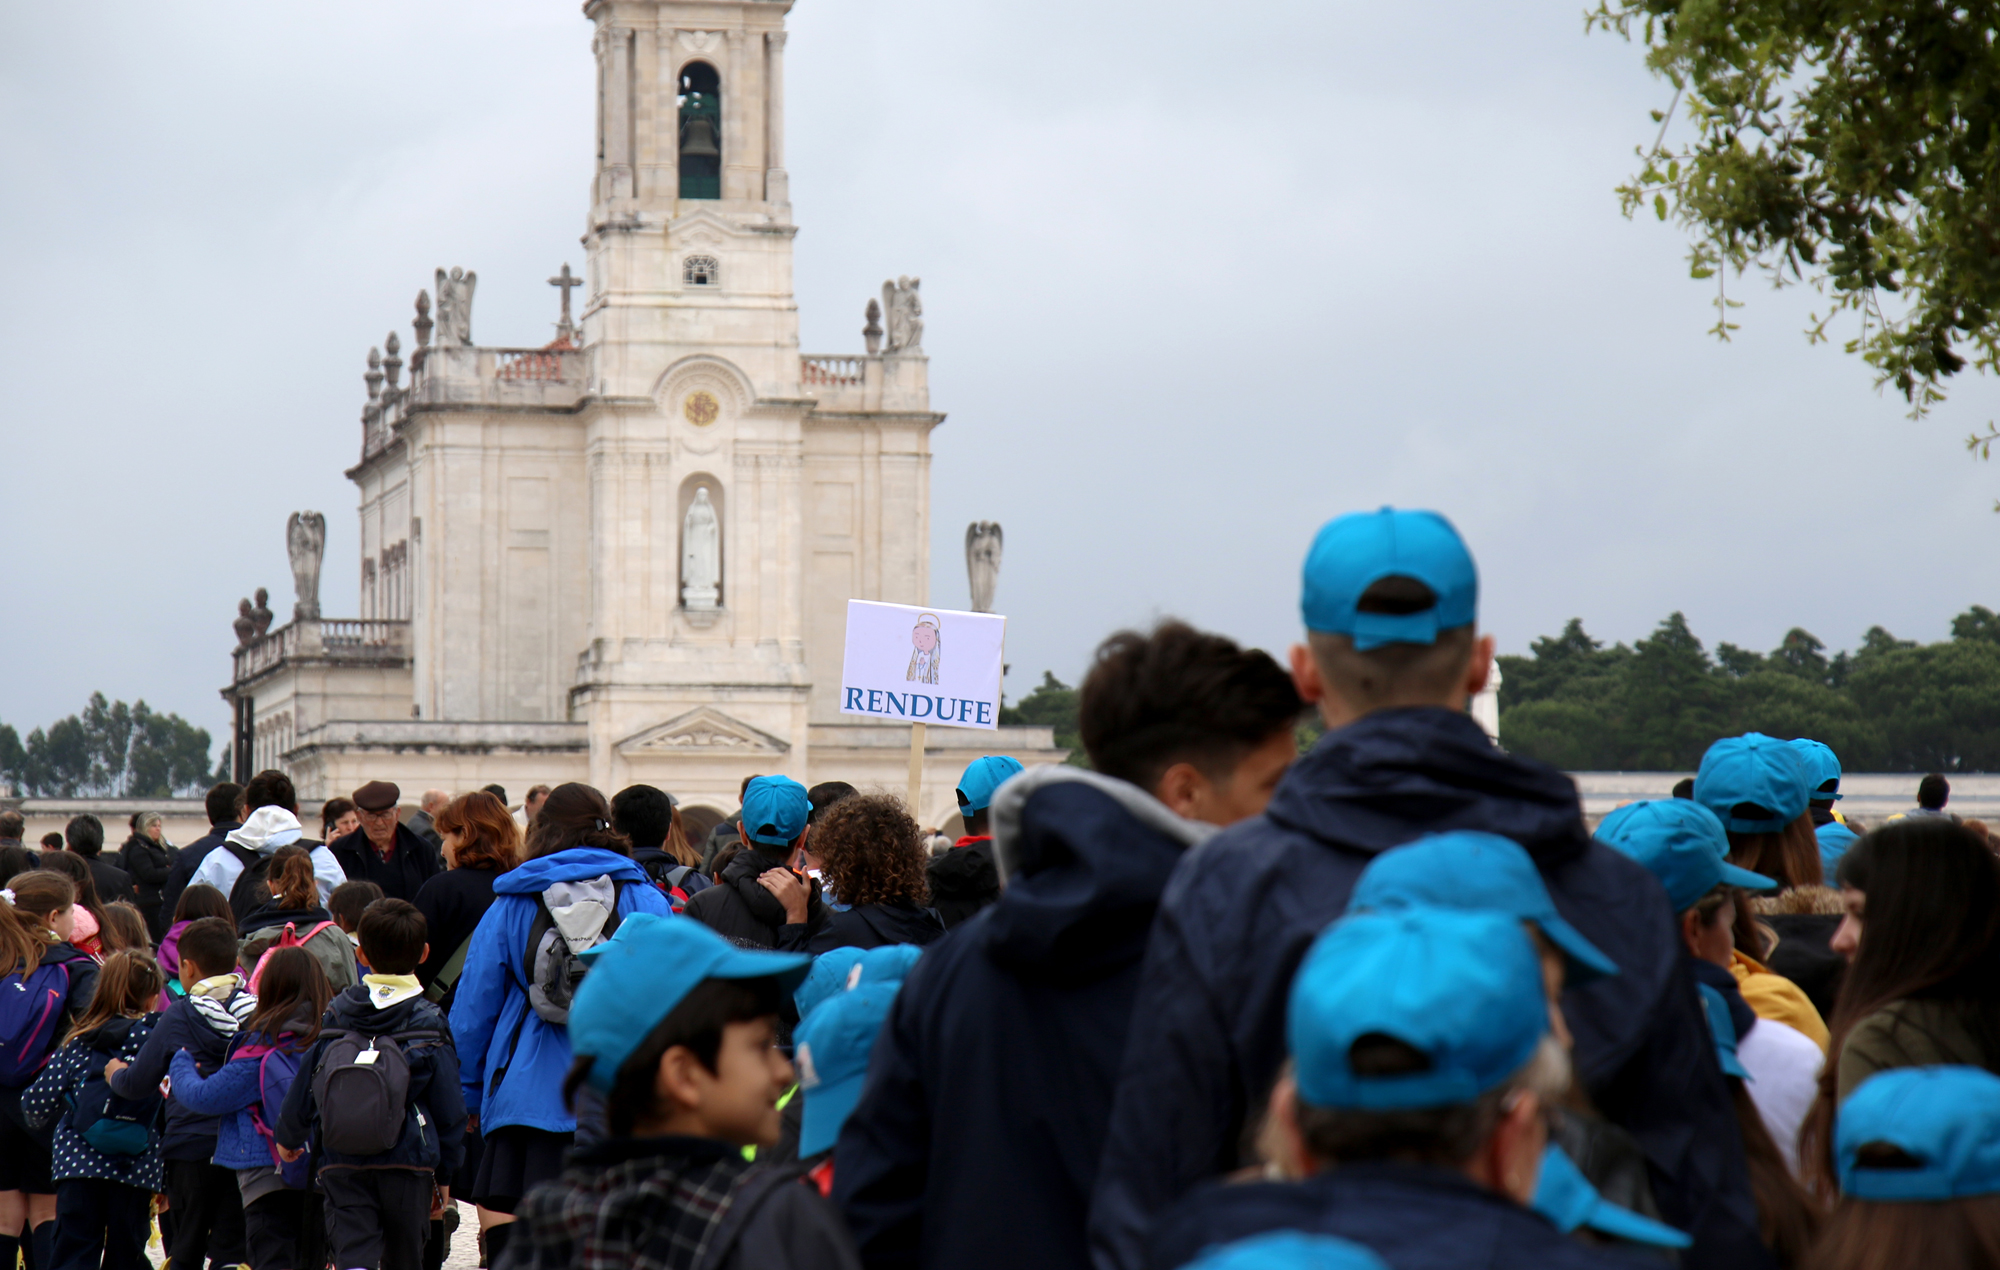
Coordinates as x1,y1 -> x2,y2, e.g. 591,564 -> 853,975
239,904 -> 359,992
683,847 -> 827,951
330,822 -> 445,904
191,808 -> 346,919
275,984 -> 465,1173
1146,1163 -> 1643,1270
110,978 -> 257,1161
834,767 -> 1210,1270
449,848 -> 673,1133
1088,707 -> 1769,1270
806,898 -> 945,955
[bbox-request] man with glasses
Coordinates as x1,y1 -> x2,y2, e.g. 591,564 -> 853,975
331,779 -> 446,903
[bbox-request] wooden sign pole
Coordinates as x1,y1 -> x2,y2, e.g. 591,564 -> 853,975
907,721 -> 927,815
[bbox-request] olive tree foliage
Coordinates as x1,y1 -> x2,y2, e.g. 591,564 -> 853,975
1587,1 -> 2000,427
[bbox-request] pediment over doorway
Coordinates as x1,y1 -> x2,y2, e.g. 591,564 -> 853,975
616,706 -> 791,755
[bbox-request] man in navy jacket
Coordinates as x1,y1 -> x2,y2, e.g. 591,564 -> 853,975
1089,508 -> 1769,1270
834,622 -> 1304,1270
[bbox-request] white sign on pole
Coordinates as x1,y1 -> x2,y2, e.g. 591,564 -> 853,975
839,600 -> 1006,731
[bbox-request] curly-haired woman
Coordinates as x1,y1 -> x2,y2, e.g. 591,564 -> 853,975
806,793 -> 945,953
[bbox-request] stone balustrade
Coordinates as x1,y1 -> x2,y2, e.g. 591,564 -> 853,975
801,355 -> 864,388
494,349 -> 569,382
799,351 -> 932,414
233,618 -> 411,685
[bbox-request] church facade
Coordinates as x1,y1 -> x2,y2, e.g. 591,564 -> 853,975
224,0 -> 1061,823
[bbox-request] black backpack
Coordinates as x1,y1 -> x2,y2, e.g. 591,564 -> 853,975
225,843 -> 276,925
521,877 -> 628,1026
309,1027 -> 446,1157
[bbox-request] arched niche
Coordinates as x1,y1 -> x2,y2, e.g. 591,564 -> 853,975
677,61 -> 721,199
677,472 -> 725,608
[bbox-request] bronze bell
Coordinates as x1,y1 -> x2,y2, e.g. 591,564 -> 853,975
680,117 -> 720,157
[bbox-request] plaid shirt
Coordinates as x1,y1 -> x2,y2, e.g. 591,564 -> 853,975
503,1136 -> 756,1270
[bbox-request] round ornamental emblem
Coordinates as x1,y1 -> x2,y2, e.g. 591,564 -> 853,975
683,391 -> 720,427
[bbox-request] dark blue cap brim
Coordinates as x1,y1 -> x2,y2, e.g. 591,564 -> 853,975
1537,914 -> 1619,983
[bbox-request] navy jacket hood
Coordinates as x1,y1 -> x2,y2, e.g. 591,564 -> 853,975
1265,706 -> 1590,862
983,767 -> 1213,981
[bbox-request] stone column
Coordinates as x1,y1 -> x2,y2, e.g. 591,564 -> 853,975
606,27 -> 634,201
765,31 -> 789,204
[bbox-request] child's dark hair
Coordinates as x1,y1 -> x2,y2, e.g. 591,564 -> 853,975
174,884 -> 233,925
100,901 -> 150,955
66,951 -> 165,1043
243,946 -> 331,1050
357,898 -> 426,974
562,976 -> 785,1137
328,880 -> 383,931
179,917 -> 241,980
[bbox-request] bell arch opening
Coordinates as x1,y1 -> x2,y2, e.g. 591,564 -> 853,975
678,62 -> 722,199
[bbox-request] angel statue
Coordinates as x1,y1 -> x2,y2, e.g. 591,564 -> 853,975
966,522 -> 1003,613
287,512 -> 327,621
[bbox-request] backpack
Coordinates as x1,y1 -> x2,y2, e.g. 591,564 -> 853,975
225,843 -> 276,924
233,1038 -> 310,1187
309,1028 -> 446,1157
521,876 -> 627,1025
67,1020 -> 160,1156
244,920 -> 341,995
0,954 -> 93,1087
634,852 -> 696,914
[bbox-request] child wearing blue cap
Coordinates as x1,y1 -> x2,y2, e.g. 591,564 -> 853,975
1147,908 -> 1635,1270
1809,1066 -> 2000,1270
501,914 -> 859,1270
683,775 -> 830,951
924,755 -> 1021,928
1095,511 -> 1765,1270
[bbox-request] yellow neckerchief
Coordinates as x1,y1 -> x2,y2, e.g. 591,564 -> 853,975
190,973 -> 244,1001
364,973 -> 423,1009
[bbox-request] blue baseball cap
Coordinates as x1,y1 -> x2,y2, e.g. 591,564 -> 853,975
1347,831 -> 1617,983
1597,800 -> 1777,913
956,755 -> 1024,815
570,912 -> 809,1092
1788,738 -> 1843,801
1817,820 -> 1859,880
1837,1066 -> 2000,1201
795,980 -> 901,1157
793,943 -> 925,1022
741,775 -> 811,846
1533,1143 -> 1692,1249
1696,983 -> 1749,1079
1289,908 -> 1547,1111
1694,734 -> 1814,833
1300,508 -> 1478,649
1182,1232 -> 1389,1270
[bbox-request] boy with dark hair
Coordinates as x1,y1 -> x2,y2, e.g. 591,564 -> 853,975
835,619 -> 1303,1270
330,880 -> 385,935
1089,509 -> 1765,1270
612,784 -> 700,895
502,914 -> 856,1270
106,916 -> 256,1270
923,757 -> 1019,929
276,898 -> 464,1270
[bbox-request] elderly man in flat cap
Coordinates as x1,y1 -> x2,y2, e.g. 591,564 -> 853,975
329,780 -> 446,903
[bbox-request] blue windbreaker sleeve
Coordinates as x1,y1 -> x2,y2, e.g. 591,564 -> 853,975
830,978 -> 931,1270
168,1048 -> 262,1117
106,1010 -> 175,1101
617,883 -> 672,919
1087,888 -> 1239,1270
449,900 -> 516,1119
20,1046 -> 83,1130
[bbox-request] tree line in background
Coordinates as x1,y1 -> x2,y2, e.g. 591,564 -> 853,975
1499,608 -> 2000,773
0,693 -> 220,797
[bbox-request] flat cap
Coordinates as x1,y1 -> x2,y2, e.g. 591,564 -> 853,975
352,780 -> 401,813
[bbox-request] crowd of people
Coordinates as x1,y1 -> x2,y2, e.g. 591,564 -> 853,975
0,506 -> 1997,1270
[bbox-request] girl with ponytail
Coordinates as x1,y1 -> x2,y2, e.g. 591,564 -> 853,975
0,873 -> 100,1270
240,847 -> 357,993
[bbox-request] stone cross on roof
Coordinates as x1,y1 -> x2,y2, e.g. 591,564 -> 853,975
549,264 -> 581,339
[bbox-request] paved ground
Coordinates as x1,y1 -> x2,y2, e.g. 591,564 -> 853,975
143,1203 -> 482,1269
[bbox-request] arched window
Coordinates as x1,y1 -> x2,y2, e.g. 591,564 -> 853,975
678,62 -> 721,199
684,255 -> 719,287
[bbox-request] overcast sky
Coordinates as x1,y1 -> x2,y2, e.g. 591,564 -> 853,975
4,0 -> 1998,752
